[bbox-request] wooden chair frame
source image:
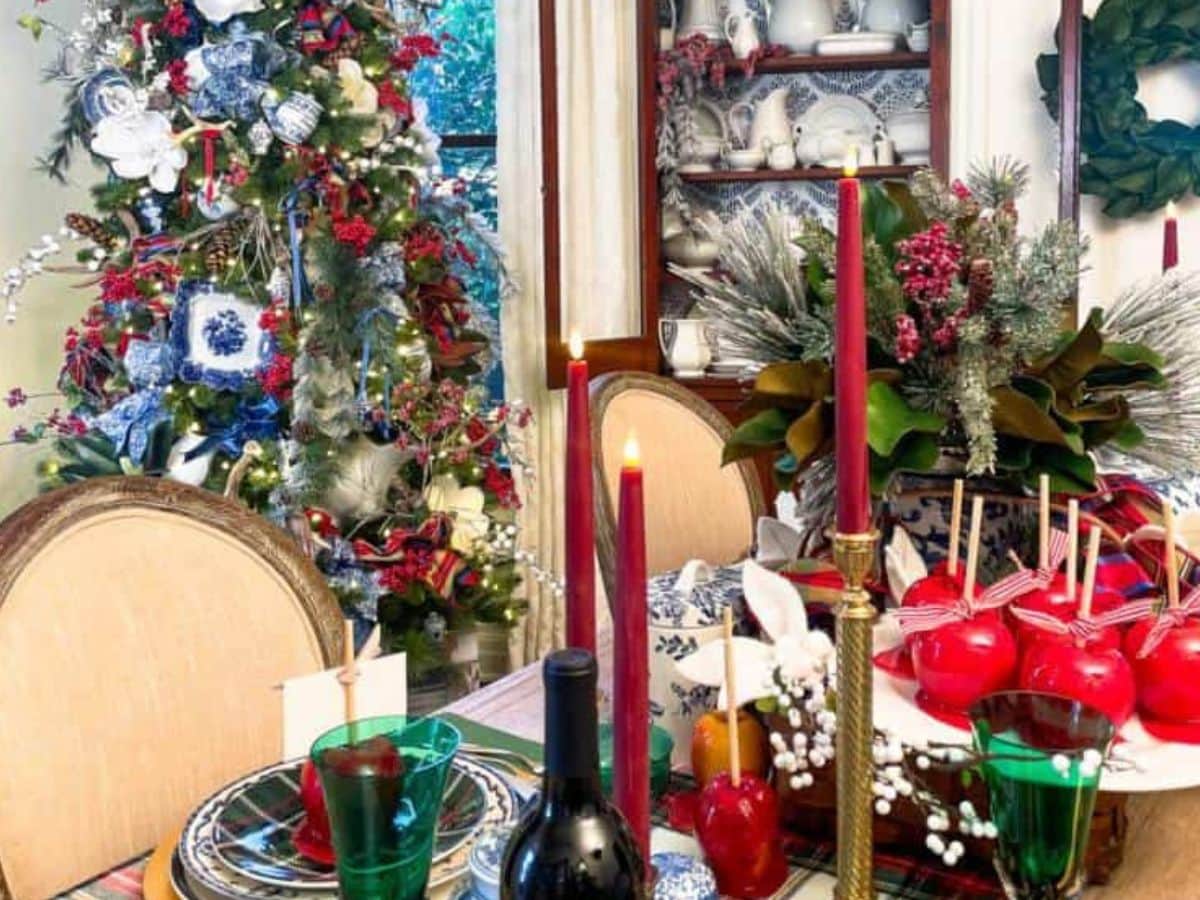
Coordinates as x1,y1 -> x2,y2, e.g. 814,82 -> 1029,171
0,477 -> 345,899
589,371 -> 767,609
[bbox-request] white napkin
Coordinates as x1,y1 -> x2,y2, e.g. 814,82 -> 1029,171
756,516 -> 805,566
281,651 -> 408,759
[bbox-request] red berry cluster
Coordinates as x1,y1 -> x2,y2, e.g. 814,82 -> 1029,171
894,313 -> 921,363
895,222 -> 962,307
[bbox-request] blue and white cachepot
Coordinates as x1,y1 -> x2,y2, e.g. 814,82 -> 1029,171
648,561 -> 747,766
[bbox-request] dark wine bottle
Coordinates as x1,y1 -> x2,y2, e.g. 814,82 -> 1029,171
500,649 -> 646,900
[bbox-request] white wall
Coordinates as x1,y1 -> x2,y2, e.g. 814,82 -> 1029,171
0,0 -> 94,514
951,0 -> 1200,314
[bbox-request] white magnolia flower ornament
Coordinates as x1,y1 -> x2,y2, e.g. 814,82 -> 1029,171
426,474 -> 489,553
194,0 -> 265,24
91,111 -> 188,193
676,560 -> 834,708
338,60 -> 380,116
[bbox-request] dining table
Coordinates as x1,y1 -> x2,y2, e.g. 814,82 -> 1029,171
61,626 -> 1200,900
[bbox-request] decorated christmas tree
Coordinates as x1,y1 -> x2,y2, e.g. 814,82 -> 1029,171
4,0 -> 529,676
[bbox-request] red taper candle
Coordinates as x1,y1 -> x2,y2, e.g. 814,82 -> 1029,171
1164,200 -> 1179,273
613,433 -> 650,867
565,330 -> 596,653
835,152 -> 870,534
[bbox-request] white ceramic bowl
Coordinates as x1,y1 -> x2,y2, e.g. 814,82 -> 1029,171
725,148 -> 766,171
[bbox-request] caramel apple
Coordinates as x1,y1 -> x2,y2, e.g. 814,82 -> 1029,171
690,709 -> 768,790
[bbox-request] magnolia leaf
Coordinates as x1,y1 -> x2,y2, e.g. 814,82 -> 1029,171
1111,419 -> 1146,450
1058,395 -> 1128,424
882,181 -> 929,235
785,401 -> 830,467
867,381 -> 945,457
1026,445 -> 1097,495
1032,309 -> 1104,394
991,385 -> 1084,454
862,182 -> 906,253
1100,341 -> 1165,370
995,437 -> 1033,473
753,361 -> 832,405
869,432 -> 940,495
723,408 -> 791,466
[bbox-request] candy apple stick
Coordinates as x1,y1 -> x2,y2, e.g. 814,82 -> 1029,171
1165,503 -> 1181,610
723,606 -> 740,788
1039,474 -> 1050,572
1079,527 -> 1101,621
340,620 -> 359,742
963,495 -> 984,611
1067,500 -> 1079,603
948,479 -> 964,577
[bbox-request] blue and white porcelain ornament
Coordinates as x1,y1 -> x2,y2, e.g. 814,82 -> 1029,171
123,340 -> 177,389
169,281 -> 274,389
134,191 -> 167,234
248,119 -> 274,156
186,22 -> 287,120
650,853 -> 719,900
81,69 -> 139,125
165,433 -> 215,487
195,180 -> 240,221
90,111 -> 188,194
264,91 -> 323,145
194,0 -> 265,24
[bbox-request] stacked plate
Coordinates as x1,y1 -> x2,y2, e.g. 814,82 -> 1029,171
171,756 -> 519,899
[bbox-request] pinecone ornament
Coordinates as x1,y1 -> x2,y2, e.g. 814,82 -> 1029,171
64,213 -> 118,250
204,223 -> 241,274
967,258 -> 995,313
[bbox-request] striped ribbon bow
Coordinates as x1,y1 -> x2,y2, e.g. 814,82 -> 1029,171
1136,585 -> 1200,658
1036,528 -> 1071,586
1010,598 -> 1157,644
897,567 -> 1047,638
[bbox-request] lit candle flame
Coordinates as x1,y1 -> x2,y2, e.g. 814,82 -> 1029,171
623,433 -> 641,468
568,329 -> 584,360
1168,199 -> 1179,220
843,147 -> 859,178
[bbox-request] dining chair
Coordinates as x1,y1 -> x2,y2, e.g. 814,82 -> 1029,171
0,477 -> 343,899
590,371 -> 767,603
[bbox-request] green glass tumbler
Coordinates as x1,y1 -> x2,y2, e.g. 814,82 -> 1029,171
311,716 -> 461,900
969,691 -> 1115,900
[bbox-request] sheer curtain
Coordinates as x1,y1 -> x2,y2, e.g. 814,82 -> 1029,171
496,0 -> 641,665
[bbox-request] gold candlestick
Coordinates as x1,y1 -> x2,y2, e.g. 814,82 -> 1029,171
833,530 -> 879,900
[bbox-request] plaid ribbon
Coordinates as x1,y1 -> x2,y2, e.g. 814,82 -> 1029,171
1136,585 -> 1200,658
1009,598 -> 1157,643
1096,550 -> 1158,599
898,568 -> 1046,637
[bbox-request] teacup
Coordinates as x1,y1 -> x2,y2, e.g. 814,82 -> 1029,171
724,147 -> 766,171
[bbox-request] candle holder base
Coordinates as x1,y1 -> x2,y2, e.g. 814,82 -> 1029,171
832,529 -> 880,900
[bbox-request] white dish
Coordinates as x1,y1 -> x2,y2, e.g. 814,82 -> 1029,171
725,148 -> 766,171
797,95 -> 883,140
872,667 -> 1200,794
814,32 -> 904,56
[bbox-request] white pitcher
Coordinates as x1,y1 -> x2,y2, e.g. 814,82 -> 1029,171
728,86 -> 792,152
677,0 -> 725,41
659,319 -> 714,378
724,9 -> 761,60
855,0 -> 929,36
765,0 -> 835,53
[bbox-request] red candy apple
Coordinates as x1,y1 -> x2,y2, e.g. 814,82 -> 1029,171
296,759 -> 335,864
1019,637 -> 1136,727
695,772 -> 789,898
901,574 -> 982,644
1124,618 -> 1200,726
1011,574 -> 1125,655
912,615 -> 1018,714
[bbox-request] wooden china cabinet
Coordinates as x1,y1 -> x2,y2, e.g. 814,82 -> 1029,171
543,0 -> 952,431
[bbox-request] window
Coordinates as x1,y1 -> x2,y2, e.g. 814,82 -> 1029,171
408,0 -> 503,397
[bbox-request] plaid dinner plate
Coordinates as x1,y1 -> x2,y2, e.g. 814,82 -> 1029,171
180,756 -> 517,898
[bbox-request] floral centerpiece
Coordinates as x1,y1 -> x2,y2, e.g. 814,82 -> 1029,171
3,0 -> 527,677
677,160 -> 1194,512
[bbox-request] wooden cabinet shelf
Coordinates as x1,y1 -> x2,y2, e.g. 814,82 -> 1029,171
744,51 -> 930,75
680,164 -> 920,184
